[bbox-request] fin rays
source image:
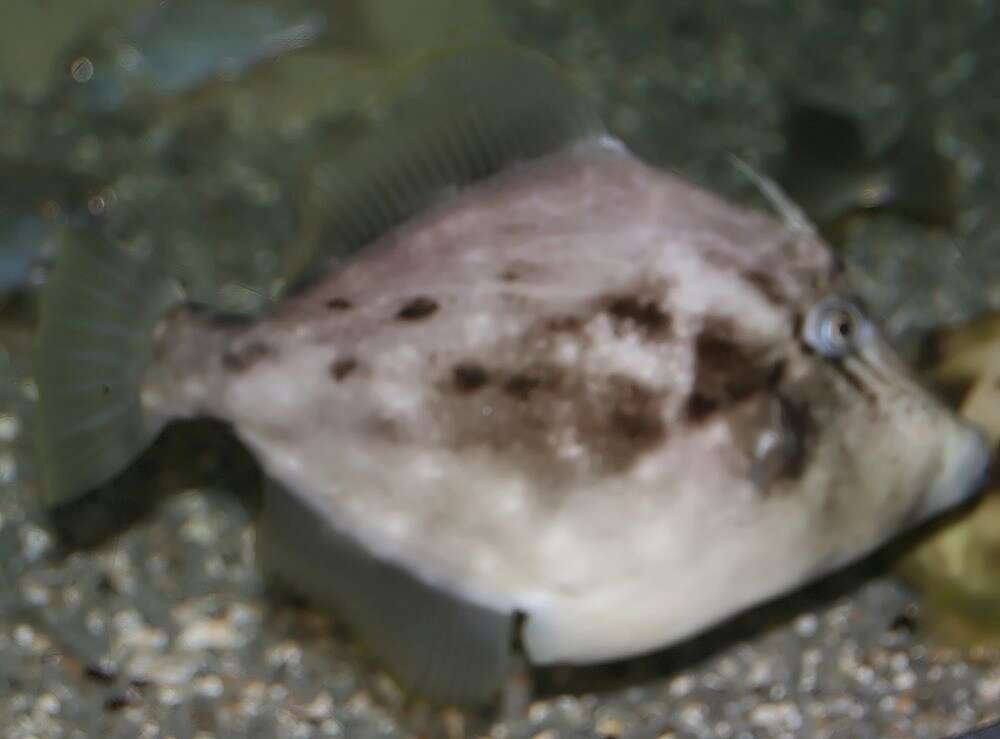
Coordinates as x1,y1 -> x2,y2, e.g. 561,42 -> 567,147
34,239 -> 181,505
285,46 -> 602,288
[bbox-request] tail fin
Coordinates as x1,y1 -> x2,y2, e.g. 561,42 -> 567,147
34,239 -> 182,507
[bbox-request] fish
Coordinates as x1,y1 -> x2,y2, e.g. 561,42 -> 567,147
49,0 -> 506,120
52,0 -> 328,115
770,100 -> 958,237
33,48 -> 991,706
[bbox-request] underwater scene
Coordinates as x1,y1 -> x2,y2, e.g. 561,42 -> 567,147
1,1 -> 999,738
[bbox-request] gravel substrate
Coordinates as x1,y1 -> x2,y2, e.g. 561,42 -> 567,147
2,1 -> 999,737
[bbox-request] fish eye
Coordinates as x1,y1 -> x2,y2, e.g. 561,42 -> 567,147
802,297 -> 866,358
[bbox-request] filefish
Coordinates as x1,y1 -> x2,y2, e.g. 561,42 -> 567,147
54,0 -> 327,114
34,49 -> 991,705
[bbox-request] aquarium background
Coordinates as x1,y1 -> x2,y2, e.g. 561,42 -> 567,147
1,1 -> 998,737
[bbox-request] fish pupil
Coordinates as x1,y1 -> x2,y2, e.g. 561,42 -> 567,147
803,297 -> 866,358
827,310 -> 854,343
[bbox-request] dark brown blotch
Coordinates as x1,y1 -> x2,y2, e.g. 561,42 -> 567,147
330,357 -> 359,381
440,362 -> 666,479
499,268 -> 520,282
452,362 -> 490,393
606,374 -> 668,444
742,269 -> 785,306
325,297 -> 353,311
504,373 -> 543,400
222,341 -> 273,372
686,318 -> 773,421
544,316 -> 584,334
604,294 -> 672,338
686,393 -> 719,421
396,296 -> 439,321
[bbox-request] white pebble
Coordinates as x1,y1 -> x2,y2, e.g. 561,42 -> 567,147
794,613 -> 819,638
18,524 -> 52,561
976,671 -> 1000,704
750,701 -> 803,732
0,413 -> 21,441
178,618 -> 247,651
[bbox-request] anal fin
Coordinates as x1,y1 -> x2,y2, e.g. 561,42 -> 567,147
257,479 -> 514,706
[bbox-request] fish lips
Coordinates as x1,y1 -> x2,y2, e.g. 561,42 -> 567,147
913,422 -> 992,525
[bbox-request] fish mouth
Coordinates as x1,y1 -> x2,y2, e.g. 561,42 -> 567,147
835,330 -> 991,522
916,422 -> 991,522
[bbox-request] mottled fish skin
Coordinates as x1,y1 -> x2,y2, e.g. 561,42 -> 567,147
143,138 -> 988,666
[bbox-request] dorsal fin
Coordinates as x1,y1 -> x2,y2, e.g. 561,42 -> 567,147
284,46 -> 604,288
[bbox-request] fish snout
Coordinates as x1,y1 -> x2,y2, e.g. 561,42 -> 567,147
916,421 -> 992,522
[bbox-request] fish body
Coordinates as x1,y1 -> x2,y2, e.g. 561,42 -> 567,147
34,50 -> 991,704
54,0 -> 327,114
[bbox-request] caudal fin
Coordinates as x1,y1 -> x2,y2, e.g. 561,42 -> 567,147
34,239 -> 182,507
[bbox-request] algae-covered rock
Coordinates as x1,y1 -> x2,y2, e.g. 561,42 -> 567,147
898,311 -> 1000,650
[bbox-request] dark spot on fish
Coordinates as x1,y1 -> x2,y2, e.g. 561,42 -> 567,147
499,259 -> 542,283
366,416 -> 404,443
604,294 -> 672,338
686,393 -> 719,421
396,296 -> 439,321
686,318 -> 773,421
102,383 -> 111,395
743,270 -> 785,306
222,341 -> 273,372
440,363 -> 666,480
504,373 -> 543,400
608,375 -> 667,443
330,357 -> 358,381
452,362 -> 490,393
325,297 -> 352,310
545,316 -> 583,333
